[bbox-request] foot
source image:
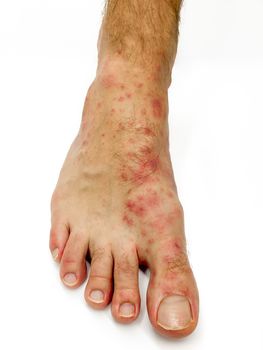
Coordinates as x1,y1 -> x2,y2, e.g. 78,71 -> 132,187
49,57 -> 199,338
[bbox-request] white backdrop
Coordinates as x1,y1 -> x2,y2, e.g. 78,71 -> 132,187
0,0 -> 262,349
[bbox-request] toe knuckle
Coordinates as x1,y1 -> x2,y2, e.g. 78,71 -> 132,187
165,252 -> 191,275
92,247 -> 111,264
115,252 -> 138,275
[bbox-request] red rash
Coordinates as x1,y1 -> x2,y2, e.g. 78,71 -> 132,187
137,83 -> 143,88
143,127 -> 155,136
122,214 -> 134,227
126,200 -> 146,217
166,190 -> 174,198
151,98 -> 163,118
127,156 -> 159,184
141,108 -> 147,116
141,230 -> 147,237
102,74 -> 116,88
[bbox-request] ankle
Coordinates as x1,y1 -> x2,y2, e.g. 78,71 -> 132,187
96,53 -> 172,91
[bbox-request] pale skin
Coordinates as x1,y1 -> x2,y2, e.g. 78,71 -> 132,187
50,0 -> 199,338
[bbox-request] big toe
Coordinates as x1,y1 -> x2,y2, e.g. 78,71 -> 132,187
146,242 -> 199,338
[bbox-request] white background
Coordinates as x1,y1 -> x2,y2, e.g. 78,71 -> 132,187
0,0 -> 263,349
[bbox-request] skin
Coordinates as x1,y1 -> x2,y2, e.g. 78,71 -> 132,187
50,0 -> 199,338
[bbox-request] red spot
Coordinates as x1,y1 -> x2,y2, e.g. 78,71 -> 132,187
129,157 -> 159,184
136,83 -> 143,88
148,238 -> 155,244
110,108 -> 115,114
143,127 -> 154,136
120,172 -> 128,181
122,214 -> 134,227
96,102 -> 102,109
151,98 -> 163,118
145,191 -> 160,208
141,108 -> 147,116
102,74 -> 116,88
118,122 -> 125,130
118,96 -> 125,102
140,146 -> 152,155
125,93 -> 132,99
126,200 -> 146,217
141,230 -> 147,237
166,190 -> 173,198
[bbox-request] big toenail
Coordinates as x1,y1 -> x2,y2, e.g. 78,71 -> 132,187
119,303 -> 135,317
157,295 -> 192,330
89,290 -> 104,303
52,248 -> 59,261
63,273 -> 77,286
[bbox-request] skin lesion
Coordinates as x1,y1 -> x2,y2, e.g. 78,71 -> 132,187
112,119 -> 163,185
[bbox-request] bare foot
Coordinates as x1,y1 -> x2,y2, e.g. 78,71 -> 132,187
50,58 -> 199,338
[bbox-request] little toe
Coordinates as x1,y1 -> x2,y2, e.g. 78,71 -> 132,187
49,222 -> 70,262
111,243 -> 140,323
147,243 -> 199,338
85,244 -> 113,309
60,231 -> 89,288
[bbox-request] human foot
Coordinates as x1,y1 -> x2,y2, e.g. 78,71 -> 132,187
49,58 -> 199,338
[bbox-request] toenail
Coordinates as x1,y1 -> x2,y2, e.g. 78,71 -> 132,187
157,295 -> 192,330
119,303 -> 135,317
89,290 -> 104,303
63,273 -> 77,286
52,248 -> 59,261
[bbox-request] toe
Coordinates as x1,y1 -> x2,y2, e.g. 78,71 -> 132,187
85,244 -> 113,309
49,222 -> 70,262
111,242 -> 140,323
147,239 -> 199,338
60,231 -> 89,288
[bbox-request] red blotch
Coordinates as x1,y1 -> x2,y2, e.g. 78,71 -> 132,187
143,127 -> 154,136
141,108 -> 147,116
118,96 -> 125,102
151,98 -> 163,118
122,214 -> 134,227
141,230 -> 147,237
148,238 -> 155,244
140,145 -> 152,155
166,190 -> 173,198
126,200 -> 146,217
120,172 -> 128,181
130,157 -> 159,184
145,191 -> 160,208
125,93 -> 132,99
136,83 -> 143,88
110,108 -> 116,114
102,74 -> 116,88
